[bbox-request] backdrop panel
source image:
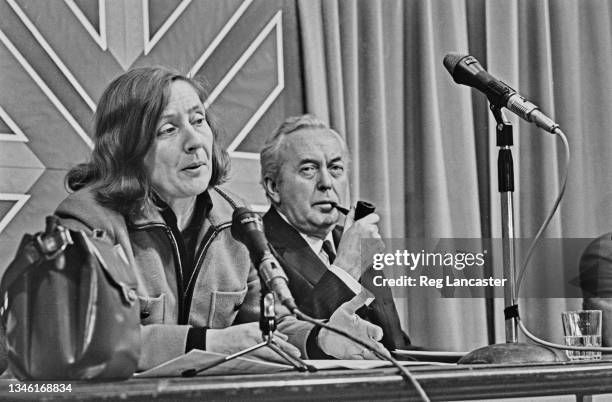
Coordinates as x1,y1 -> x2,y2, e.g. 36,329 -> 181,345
0,0 -> 305,271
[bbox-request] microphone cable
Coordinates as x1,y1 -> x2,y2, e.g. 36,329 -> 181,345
513,128 -> 612,354
293,308 -> 431,402
515,127 -> 570,293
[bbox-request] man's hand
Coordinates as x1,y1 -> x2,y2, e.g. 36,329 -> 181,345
317,291 -> 391,360
206,322 -> 301,363
334,206 -> 385,280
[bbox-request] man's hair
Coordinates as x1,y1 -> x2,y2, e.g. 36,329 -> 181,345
259,114 -> 347,201
65,66 -> 230,215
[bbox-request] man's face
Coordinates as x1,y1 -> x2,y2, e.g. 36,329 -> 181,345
269,128 -> 349,239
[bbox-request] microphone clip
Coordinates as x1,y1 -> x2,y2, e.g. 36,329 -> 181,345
490,105 -> 513,147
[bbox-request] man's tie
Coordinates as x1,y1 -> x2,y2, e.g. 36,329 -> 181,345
322,239 -> 336,265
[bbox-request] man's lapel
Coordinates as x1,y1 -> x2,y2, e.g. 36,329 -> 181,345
331,225 -> 343,248
263,207 -> 328,286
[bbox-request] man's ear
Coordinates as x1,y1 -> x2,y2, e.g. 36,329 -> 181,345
263,177 -> 281,204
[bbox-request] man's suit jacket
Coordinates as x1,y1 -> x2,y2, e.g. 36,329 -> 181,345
263,207 -> 410,350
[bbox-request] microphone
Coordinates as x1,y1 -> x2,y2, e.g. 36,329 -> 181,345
231,208 -> 297,312
443,52 -> 559,133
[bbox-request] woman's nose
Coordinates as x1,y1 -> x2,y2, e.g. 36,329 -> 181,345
183,125 -> 209,153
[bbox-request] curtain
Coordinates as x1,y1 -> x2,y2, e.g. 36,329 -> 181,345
295,0 -> 612,351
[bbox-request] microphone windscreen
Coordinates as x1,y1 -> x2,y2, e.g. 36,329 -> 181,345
231,207 -> 257,241
443,52 -> 467,75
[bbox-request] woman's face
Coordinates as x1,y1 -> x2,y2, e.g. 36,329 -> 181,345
144,80 -> 214,204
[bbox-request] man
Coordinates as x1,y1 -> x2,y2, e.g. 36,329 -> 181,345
260,114 -> 410,351
579,233 -> 612,347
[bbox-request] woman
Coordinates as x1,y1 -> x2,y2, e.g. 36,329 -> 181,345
55,67 -> 388,370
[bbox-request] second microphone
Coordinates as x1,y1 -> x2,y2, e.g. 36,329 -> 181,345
231,207 -> 298,312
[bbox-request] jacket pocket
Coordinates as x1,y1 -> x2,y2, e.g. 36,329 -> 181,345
138,294 -> 166,325
208,287 -> 248,328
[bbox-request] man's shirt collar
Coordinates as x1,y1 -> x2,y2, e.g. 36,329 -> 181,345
275,209 -> 335,255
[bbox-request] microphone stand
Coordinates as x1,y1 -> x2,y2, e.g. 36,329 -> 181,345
495,105 -> 519,344
182,283 -> 315,377
459,105 -> 561,364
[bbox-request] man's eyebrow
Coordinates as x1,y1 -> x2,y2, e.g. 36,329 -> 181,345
298,158 -> 321,166
328,156 -> 344,164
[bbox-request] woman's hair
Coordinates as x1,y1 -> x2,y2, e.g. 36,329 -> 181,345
66,66 -> 230,215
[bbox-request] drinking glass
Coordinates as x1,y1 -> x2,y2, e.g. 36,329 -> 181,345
561,310 -> 602,361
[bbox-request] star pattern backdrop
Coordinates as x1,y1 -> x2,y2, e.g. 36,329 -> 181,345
0,0 -> 305,274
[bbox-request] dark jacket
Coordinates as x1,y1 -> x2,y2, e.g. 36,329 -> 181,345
263,206 -> 411,350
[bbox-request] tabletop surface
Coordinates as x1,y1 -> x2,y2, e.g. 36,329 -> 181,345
2,359 -> 612,401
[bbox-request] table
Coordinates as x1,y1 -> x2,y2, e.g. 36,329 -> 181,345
1,360 -> 612,401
